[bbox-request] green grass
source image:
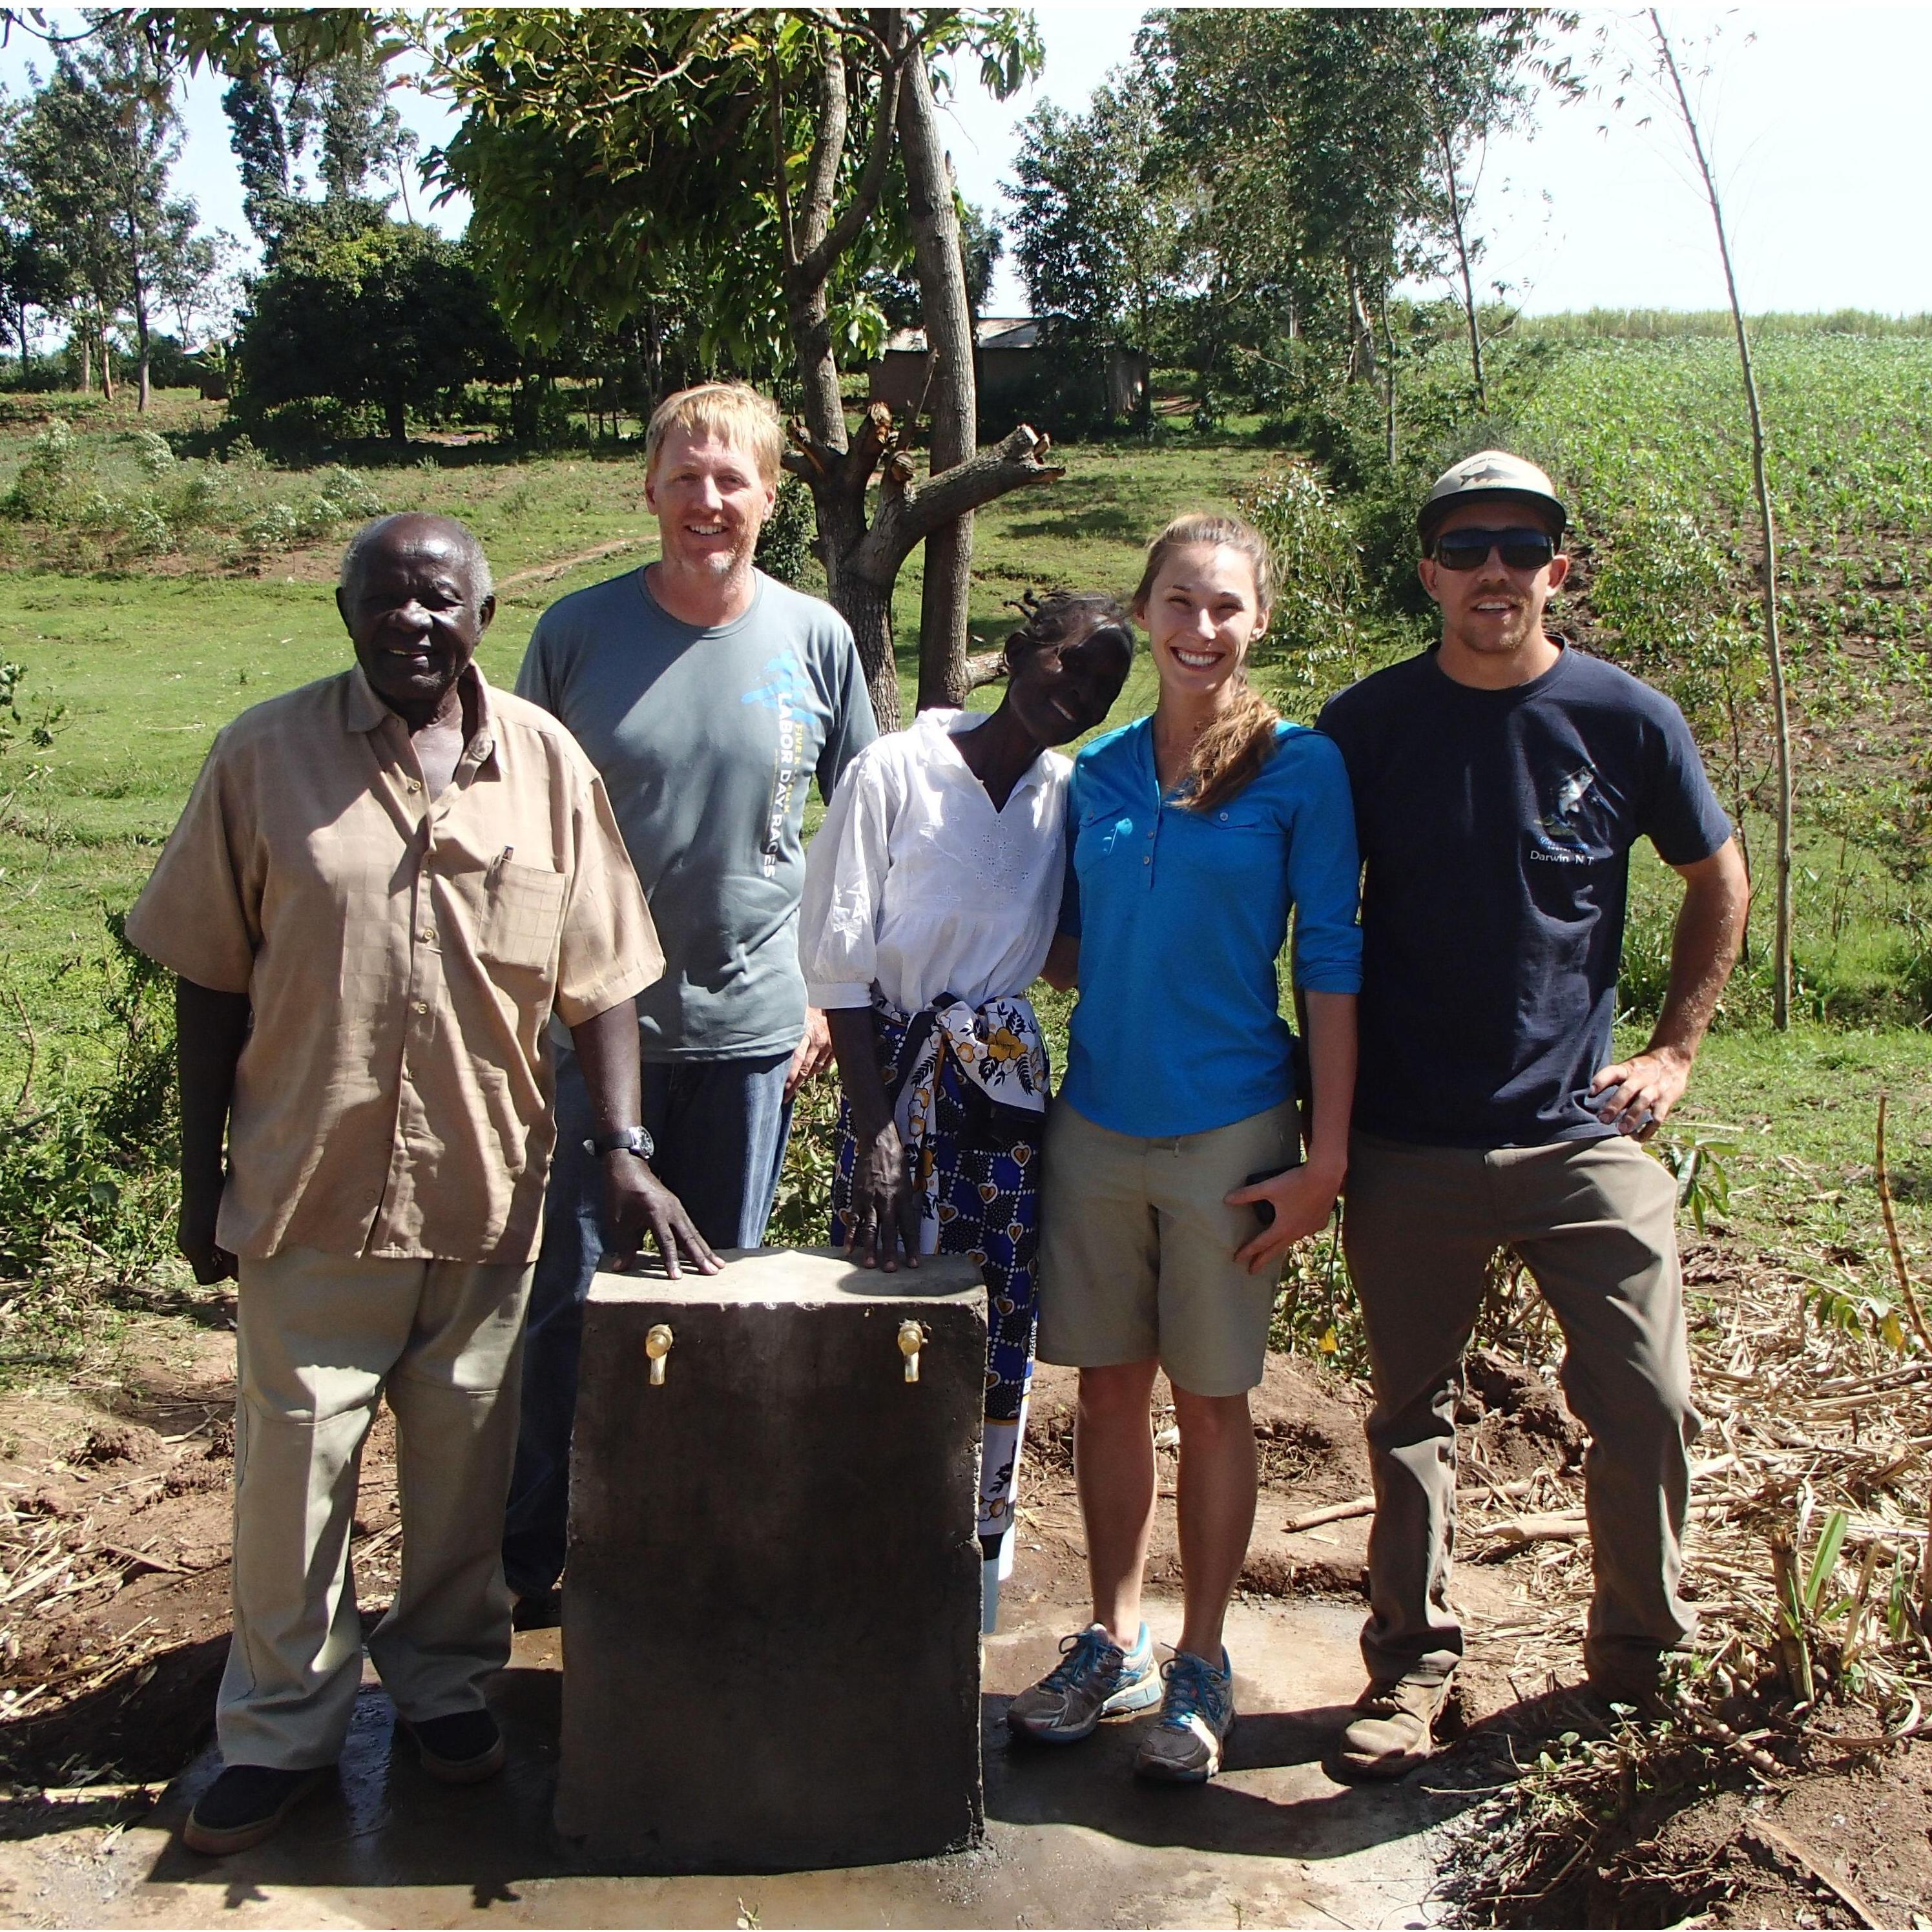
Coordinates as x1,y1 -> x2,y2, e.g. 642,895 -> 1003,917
0,423 -> 1272,1027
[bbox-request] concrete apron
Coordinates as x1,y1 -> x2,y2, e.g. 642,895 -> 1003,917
86,1595 -> 1466,1930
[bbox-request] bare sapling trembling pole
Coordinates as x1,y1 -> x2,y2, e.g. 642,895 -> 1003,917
1651,10 -> 1794,1029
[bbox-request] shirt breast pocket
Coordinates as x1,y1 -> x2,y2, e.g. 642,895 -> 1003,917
1075,808 -> 1138,871
1190,802 -> 1278,870
481,862 -> 568,973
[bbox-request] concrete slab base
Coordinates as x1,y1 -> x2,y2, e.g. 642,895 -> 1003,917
28,1593 -> 1486,1930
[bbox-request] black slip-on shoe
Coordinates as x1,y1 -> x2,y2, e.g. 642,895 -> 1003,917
182,1763 -> 331,1856
511,1586 -> 563,1632
402,1707 -> 506,1784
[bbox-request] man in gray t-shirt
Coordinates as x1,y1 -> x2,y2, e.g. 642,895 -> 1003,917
503,383 -> 877,1612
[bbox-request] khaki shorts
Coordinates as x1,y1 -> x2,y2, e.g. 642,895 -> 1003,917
1037,1098 -> 1297,1398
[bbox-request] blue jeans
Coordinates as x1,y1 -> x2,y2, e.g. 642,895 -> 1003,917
501,1039 -> 795,1598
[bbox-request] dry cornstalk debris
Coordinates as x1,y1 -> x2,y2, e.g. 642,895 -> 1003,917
1448,1183 -> 1932,1924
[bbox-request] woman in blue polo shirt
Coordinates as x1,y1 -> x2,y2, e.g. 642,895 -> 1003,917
1006,513 -> 1362,1785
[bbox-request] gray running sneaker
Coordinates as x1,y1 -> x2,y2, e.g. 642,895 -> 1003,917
1007,1622 -> 1160,1743
1333,1673 -> 1452,1780
1134,1647 -> 1236,1783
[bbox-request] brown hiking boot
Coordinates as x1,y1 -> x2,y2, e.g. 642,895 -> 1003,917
1331,1674 -> 1452,1781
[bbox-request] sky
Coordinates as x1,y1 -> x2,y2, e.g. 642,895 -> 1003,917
3,5 -> 1927,330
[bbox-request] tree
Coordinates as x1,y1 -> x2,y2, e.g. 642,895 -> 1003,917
0,91 -> 70,375
1137,7 -> 1572,428
435,8 -> 1055,728
1006,65 -> 1181,374
234,202 -> 515,442
222,39 -> 419,245
15,14 -> 210,410
1415,12 -> 1581,409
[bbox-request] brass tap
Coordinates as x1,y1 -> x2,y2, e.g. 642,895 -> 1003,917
645,1323 -> 674,1386
898,1320 -> 925,1384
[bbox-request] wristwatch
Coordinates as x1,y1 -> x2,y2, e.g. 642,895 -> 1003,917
585,1125 -> 654,1160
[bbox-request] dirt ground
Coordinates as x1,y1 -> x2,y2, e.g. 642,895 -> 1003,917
3,1314 -> 1929,1927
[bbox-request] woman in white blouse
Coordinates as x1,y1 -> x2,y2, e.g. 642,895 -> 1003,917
800,593 -> 1134,1626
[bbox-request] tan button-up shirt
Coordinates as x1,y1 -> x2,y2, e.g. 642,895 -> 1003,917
125,664 -> 662,1265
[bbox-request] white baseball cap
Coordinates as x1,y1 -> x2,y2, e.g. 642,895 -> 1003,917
1417,450 -> 1567,544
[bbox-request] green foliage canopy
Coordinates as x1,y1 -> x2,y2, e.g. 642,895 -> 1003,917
234,202 -> 515,440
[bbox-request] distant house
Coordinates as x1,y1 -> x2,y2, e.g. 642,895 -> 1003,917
868,316 -> 1150,424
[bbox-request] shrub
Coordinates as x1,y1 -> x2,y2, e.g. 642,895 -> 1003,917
754,475 -> 817,587
3,419 -> 85,523
0,916 -> 180,1291
1240,457 -> 1370,711
0,417 -> 388,565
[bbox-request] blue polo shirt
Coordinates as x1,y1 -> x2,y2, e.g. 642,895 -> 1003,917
1059,717 -> 1362,1139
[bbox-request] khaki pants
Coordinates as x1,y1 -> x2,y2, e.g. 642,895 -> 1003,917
220,1247 -> 533,1770
1343,1130 -> 1700,1688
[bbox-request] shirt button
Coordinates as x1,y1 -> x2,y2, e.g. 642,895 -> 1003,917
1143,855 -> 1151,866
404,778 -> 421,793
412,999 -> 429,1015
1218,811 -> 1229,822
418,928 -> 434,943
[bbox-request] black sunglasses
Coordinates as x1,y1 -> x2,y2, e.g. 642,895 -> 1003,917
1430,527 -> 1559,572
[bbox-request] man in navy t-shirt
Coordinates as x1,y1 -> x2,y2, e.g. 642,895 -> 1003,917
1316,451 -> 1749,1779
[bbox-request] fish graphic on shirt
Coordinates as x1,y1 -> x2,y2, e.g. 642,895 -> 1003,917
1537,764 -> 1600,849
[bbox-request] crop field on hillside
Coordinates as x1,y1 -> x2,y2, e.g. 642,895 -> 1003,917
1504,338 -> 1932,1030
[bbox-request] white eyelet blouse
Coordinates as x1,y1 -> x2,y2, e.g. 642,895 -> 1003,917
798,709 -> 1071,1015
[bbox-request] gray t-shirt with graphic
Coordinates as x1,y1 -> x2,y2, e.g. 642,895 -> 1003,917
517,568 -> 877,1061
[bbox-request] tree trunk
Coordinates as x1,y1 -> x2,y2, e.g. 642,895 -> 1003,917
385,392 -> 407,444
1345,264 -> 1378,385
1380,288 -> 1397,467
133,288 -> 151,413
1654,11 -> 1793,1028
840,570 -> 902,733
79,322 -> 92,394
17,313 -> 29,380
1440,130 -> 1487,409
769,21 -> 1060,732
897,47 -> 976,713
98,318 -> 115,403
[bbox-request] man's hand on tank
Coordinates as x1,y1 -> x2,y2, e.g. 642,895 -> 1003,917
1588,1044 -> 1692,1137
602,1158 -> 721,1279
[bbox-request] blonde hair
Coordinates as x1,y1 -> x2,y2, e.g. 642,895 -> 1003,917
1134,513 -> 1280,815
643,382 -> 785,486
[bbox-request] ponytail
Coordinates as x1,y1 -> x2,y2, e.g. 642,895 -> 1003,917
1177,682 -> 1281,814
1135,512 -> 1280,813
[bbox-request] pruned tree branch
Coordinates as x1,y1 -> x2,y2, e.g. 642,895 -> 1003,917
852,422 -> 1064,580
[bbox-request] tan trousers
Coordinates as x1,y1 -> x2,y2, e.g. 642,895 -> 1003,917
220,1247 -> 532,1770
1342,1130 -> 1701,1688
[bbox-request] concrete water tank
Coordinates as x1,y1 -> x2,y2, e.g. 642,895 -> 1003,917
554,1247 -> 988,1871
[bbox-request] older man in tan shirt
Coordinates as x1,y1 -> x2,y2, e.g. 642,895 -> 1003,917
126,512 -> 717,1857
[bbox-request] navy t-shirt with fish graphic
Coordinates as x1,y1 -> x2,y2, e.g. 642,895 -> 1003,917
1317,645 -> 1732,1148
